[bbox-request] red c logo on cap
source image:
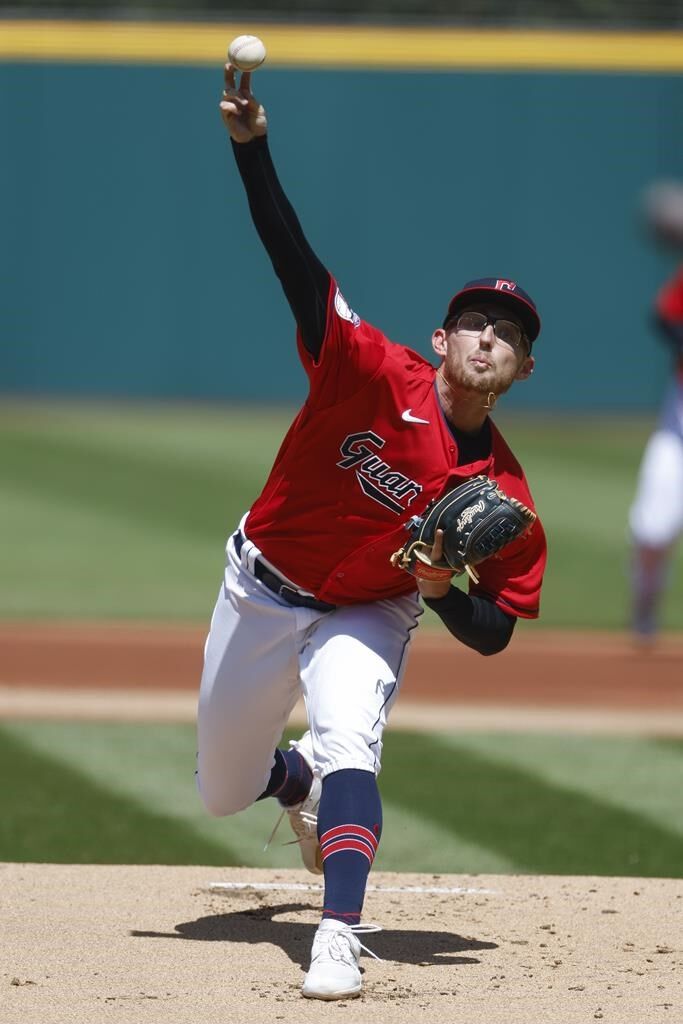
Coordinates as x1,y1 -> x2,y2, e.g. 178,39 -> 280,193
495,279 -> 517,292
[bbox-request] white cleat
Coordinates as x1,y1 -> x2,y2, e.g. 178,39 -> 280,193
303,920 -> 363,999
284,769 -> 323,874
302,920 -> 382,1000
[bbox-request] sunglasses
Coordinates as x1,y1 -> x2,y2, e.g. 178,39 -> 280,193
452,312 -> 528,353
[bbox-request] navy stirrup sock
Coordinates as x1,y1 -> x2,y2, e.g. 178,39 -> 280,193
317,768 -> 382,926
256,747 -> 313,806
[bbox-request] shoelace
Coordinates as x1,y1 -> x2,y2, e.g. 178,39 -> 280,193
325,923 -> 383,963
263,808 -> 286,853
263,806 -> 317,853
348,923 -> 383,961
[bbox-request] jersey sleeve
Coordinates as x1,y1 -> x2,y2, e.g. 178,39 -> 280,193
655,268 -> 683,358
296,277 -> 389,409
656,267 -> 683,324
468,518 -> 547,619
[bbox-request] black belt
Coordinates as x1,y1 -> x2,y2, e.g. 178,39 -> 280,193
233,532 -> 336,613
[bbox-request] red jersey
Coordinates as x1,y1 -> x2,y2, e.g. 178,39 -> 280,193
656,266 -> 683,380
657,266 -> 683,323
245,280 -> 546,617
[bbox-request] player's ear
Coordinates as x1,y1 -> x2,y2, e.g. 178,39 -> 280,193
515,353 -> 535,381
432,328 -> 448,358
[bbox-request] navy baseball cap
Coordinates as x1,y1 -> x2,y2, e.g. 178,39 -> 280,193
444,278 -> 541,343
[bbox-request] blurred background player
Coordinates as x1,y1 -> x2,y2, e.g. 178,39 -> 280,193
629,182 -> 683,642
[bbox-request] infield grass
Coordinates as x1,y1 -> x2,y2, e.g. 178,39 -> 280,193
1,721 -> 681,877
1,400 -> 682,629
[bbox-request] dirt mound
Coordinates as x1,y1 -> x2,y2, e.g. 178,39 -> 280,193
3,864 -> 681,1023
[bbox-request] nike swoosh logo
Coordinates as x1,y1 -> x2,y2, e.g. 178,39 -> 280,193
401,408 -> 430,424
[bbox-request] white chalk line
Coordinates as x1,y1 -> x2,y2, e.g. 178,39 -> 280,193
208,881 -> 499,895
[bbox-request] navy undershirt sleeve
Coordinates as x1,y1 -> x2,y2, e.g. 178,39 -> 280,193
423,587 -> 516,655
231,135 -> 330,358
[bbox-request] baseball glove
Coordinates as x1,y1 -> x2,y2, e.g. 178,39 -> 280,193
390,475 -> 536,584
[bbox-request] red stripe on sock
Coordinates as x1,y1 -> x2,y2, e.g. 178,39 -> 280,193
320,838 -> 375,865
321,832 -> 377,859
322,909 -> 361,922
319,823 -> 379,851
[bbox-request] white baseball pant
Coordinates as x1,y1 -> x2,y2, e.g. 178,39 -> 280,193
629,380 -> 683,548
196,529 -> 422,817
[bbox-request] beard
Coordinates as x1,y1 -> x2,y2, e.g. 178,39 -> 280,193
452,359 -> 518,397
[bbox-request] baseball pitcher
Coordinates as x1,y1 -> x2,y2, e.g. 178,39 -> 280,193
197,62 -> 547,1000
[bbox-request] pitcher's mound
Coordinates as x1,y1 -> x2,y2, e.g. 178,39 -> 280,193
3,864 -> 681,1023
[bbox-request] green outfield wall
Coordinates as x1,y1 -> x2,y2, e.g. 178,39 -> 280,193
2,21 -> 683,410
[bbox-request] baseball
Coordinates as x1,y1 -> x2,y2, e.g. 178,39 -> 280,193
228,34 -> 267,72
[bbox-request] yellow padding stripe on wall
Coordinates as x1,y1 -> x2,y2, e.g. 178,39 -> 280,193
1,20 -> 683,72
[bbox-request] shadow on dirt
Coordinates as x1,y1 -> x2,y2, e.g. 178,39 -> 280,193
131,901 -> 498,968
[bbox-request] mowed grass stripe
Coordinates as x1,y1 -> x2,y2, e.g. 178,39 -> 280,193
5,434 -> 645,626
495,414 -> 651,477
373,802 -> 517,874
6,722 -> 683,876
0,488 -> 219,621
653,738 -> 683,757
538,534 -> 632,630
380,731 -> 683,877
0,401 -> 292,470
0,430 -> 252,542
3,722 -> 516,873
5,720 -> 279,869
531,469 -> 637,540
0,726 -> 236,865
441,733 -> 683,840
2,401 -> 683,628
